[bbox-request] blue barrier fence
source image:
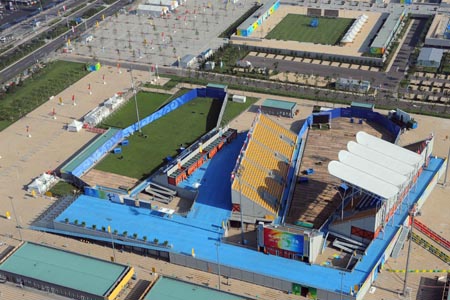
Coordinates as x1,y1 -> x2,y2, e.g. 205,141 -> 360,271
124,89 -> 199,136
69,86 -> 228,188
72,129 -> 123,177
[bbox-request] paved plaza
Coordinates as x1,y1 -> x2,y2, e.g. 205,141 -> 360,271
70,0 -> 255,66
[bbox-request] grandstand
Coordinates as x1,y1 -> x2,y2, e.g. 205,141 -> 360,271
230,113 -> 298,223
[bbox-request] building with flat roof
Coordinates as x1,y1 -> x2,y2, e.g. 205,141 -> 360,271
261,99 -> 297,118
417,47 -> 444,68
236,0 -> 280,37
425,14 -> 450,48
142,276 -> 249,300
0,242 -> 134,300
370,8 -> 406,55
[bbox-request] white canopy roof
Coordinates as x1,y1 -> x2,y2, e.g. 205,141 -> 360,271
347,141 -> 414,177
338,150 -> 408,188
356,131 -> 422,167
328,161 -> 399,199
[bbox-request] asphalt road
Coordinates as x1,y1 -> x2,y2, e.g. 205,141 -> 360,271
0,0 -> 128,83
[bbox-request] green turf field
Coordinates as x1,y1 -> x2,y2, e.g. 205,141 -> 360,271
266,14 -> 354,45
0,61 -> 87,131
94,96 -> 219,179
99,92 -> 173,129
221,96 -> 258,126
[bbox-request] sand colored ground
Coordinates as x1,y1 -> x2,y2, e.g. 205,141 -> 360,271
0,78 -> 449,300
232,6 -> 382,57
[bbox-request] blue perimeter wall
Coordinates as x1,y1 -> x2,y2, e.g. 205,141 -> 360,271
68,87 -> 227,180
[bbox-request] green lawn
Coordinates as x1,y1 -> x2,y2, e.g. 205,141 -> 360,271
266,14 -> 354,45
48,181 -> 79,197
99,92 -> 173,129
94,97 -> 219,179
0,61 -> 88,131
221,96 -> 258,126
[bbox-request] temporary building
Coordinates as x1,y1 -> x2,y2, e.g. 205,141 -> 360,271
232,95 -> 246,103
341,15 -> 368,44
146,0 -> 178,10
28,173 -> 58,195
137,4 -> 168,16
104,94 -> 124,111
84,106 -> 110,126
67,120 -> 83,132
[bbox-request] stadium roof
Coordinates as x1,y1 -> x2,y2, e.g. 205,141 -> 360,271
355,131 -> 422,167
338,150 -> 408,188
347,141 -> 414,177
328,160 -> 399,199
0,242 -> 128,297
262,99 -> 296,110
144,277 -> 248,300
370,8 -> 405,49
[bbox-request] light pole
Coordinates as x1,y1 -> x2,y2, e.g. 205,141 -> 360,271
8,196 -> 22,241
215,241 -> 221,290
108,226 -> 117,262
402,206 -> 417,297
236,166 -> 245,244
129,69 -> 141,133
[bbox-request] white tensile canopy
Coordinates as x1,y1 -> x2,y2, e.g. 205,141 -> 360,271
338,150 -> 408,188
347,141 -> 415,177
356,131 -> 422,167
67,120 -> 83,132
28,173 -> 57,194
328,161 -> 399,199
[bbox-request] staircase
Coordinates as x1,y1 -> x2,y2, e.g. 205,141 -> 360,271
391,225 -> 410,259
411,232 -> 450,264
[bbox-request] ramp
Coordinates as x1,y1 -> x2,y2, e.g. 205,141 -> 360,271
414,219 -> 450,252
391,225 -> 410,259
412,232 -> 450,264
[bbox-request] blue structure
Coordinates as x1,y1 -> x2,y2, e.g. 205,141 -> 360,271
310,18 -> 319,28
37,100 -> 447,300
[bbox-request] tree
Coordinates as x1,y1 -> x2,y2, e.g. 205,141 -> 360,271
92,224 -> 97,230
153,238 -> 159,244
133,233 -> 138,239
64,218 -> 69,223
123,231 -> 128,237
143,236 -> 147,242
74,219 -> 79,225
163,240 -> 169,246
81,221 -> 86,227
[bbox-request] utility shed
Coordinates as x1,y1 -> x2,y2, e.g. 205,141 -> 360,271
0,242 -> 134,300
261,99 -> 297,118
417,47 -> 444,68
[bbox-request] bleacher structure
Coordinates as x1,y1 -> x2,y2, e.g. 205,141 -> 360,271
230,113 -> 297,223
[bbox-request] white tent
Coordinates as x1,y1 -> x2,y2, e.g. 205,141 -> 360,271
356,131 -> 422,167
28,173 -> 58,194
328,161 -> 399,199
84,106 -> 110,126
67,120 -> 83,132
347,141 -> 414,177
338,150 -> 408,188
104,94 -> 124,111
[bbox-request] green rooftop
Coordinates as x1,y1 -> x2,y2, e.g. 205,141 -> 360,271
351,102 -> 374,110
0,242 -> 127,296
61,128 -> 121,174
144,277 -> 249,300
207,83 -> 228,90
262,99 -> 296,110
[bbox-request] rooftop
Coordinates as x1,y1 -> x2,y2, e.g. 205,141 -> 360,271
262,99 -> 297,111
371,8 -> 405,49
0,242 -> 128,297
418,47 -> 444,63
144,277 -> 249,300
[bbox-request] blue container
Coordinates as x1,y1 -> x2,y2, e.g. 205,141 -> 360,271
121,140 -> 129,146
113,147 -> 122,154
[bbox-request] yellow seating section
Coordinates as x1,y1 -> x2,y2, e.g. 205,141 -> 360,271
253,123 -> 292,159
232,176 -> 277,214
246,140 -> 289,177
259,114 -> 297,141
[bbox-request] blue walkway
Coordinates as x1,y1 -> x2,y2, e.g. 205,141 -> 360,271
54,144 -> 444,297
